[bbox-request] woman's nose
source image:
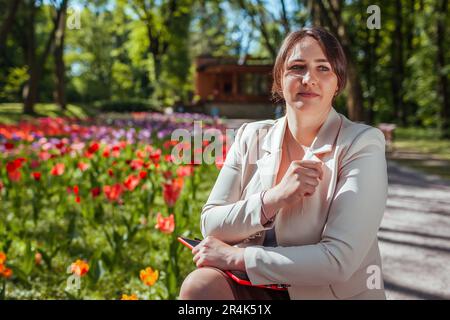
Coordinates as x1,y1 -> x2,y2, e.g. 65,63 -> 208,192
301,71 -> 317,86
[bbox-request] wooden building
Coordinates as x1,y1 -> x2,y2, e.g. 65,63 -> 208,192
194,55 -> 277,119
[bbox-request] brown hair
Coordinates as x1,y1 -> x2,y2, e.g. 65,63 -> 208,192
271,26 -> 347,103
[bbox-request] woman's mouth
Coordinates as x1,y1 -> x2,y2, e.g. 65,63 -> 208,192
298,92 -> 320,98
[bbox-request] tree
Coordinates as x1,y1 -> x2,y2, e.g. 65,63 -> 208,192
0,0 -> 22,53
22,0 -> 68,114
53,0 -> 68,109
436,0 -> 449,138
129,0 -> 193,101
314,0 -> 365,121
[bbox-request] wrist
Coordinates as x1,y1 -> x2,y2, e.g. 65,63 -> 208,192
265,186 -> 285,208
229,247 -> 245,271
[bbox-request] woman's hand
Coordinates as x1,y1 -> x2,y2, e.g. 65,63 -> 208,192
192,236 -> 246,271
261,160 -> 323,220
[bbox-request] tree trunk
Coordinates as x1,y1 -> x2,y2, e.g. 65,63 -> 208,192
22,0 -> 37,115
437,0 -> 449,138
392,0 -> 405,125
0,0 -> 22,53
23,0 -> 68,114
54,3 -> 67,110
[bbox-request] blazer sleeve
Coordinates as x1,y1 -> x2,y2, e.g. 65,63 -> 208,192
200,123 -> 276,244
244,127 -> 388,286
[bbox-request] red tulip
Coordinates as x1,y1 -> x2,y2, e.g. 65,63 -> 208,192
149,149 -> 161,163
78,162 -> 89,172
30,160 -> 40,169
103,184 -> 123,202
4,142 -> 14,150
88,142 -> 100,154
8,170 -> 21,182
139,171 -> 147,179
176,165 -> 194,177
130,159 -> 144,171
39,151 -> 51,161
111,146 -> 121,158
91,187 -> 101,198
6,158 -> 25,172
163,178 -> 183,207
6,158 -> 25,182
155,212 -> 175,234
136,149 -> 146,159
32,172 -> 41,181
164,154 -> 174,163
102,146 -> 110,158
51,163 -> 65,176
124,174 -> 140,191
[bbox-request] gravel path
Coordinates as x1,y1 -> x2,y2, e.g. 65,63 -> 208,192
381,160 -> 450,300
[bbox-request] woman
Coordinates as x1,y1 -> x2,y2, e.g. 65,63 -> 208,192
179,27 -> 388,300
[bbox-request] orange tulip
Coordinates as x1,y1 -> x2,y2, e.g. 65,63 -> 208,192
35,252 -> 42,265
155,212 -> 175,234
70,259 -> 89,277
1,267 -> 12,278
121,293 -> 139,300
0,252 -> 12,279
140,267 -> 159,286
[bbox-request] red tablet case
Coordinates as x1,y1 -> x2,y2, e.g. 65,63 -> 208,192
177,236 -> 289,291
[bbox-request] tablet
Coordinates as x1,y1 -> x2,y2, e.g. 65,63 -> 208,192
177,236 -> 289,291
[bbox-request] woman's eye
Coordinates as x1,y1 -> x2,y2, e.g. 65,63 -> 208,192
318,65 -> 330,71
290,65 -> 305,70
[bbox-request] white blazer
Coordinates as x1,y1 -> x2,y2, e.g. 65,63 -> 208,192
200,107 -> 388,300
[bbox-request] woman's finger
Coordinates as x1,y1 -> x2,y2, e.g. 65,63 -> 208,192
294,166 -> 321,179
299,161 -> 323,180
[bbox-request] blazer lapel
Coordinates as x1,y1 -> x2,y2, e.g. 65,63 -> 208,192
303,107 -> 342,161
256,107 -> 342,190
256,116 -> 287,190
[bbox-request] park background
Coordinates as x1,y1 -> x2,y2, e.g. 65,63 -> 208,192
0,0 -> 449,299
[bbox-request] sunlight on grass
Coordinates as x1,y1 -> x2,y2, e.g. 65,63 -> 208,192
0,103 -> 96,124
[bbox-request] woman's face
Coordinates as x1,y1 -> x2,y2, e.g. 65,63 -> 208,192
282,36 -> 338,114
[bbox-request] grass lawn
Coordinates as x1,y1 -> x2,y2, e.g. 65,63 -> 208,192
0,103 -> 99,124
389,127 -> 450,180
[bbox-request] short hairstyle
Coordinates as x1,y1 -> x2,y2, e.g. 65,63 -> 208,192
271,26 -> 347,103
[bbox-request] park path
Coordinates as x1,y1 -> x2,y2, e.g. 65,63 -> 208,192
381,160 -> 450,299
223,119 -> 450,300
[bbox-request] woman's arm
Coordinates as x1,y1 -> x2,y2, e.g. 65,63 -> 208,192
243,128 -> 388,286
201,123 -> 277,244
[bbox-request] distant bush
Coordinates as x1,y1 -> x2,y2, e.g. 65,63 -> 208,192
93,99 -> 162,113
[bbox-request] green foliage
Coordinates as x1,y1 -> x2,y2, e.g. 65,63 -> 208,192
93,99 -> 161,113
0,0 -> 448,131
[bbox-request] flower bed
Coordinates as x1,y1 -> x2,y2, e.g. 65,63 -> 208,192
0,112 -> 227,299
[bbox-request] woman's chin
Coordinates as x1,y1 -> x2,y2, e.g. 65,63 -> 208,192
291,100 -> 315,111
